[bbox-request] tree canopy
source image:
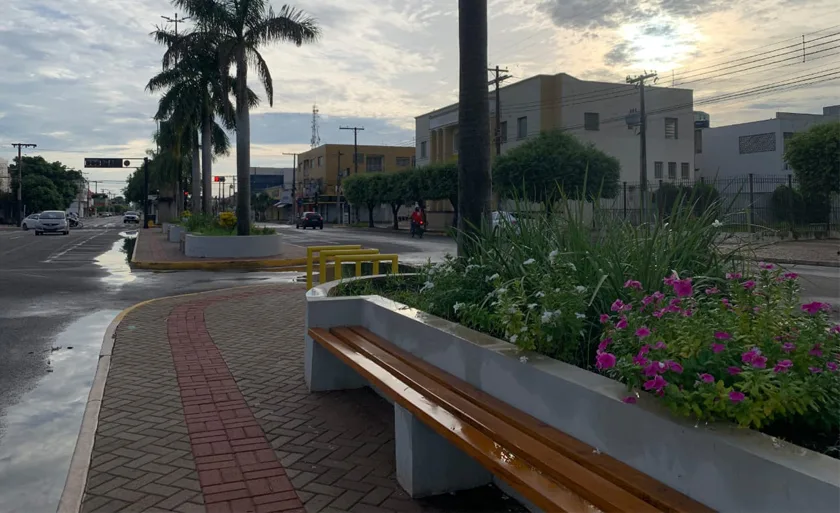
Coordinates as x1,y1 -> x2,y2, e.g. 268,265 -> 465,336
10,156 -> 84,213
784,121 -> 840,222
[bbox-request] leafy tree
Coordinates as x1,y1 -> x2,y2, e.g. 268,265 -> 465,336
170,0 -> 320,235
784,121 -> 840,224
251,192 -> 273,221
381,172 -> 408,230
423,163 -> 458,226
342,174 -> 384,227
493,130 -> 621,206
404,167 -> 435,223
21,174 -> 64,213
10,156 -> 84,209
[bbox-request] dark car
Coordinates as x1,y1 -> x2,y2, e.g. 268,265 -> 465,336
296,212 -> 324,229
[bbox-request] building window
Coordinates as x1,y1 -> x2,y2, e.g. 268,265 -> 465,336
420,141 -> 427,159
738,133 -> 776,154
317,156 -> 323,167
517,116 -> 527,139
681,162 -> 690,179
365,155 -> 383,172
654,161 -> 663,179
665,118 -> 678,139
694,129 -> 702,154
584,112 -> 600,131
396,157 -> 411,167
500,121 -> 508,143
668,162 -> 676,179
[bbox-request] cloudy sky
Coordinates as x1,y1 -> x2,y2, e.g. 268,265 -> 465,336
0,0 -> 838,191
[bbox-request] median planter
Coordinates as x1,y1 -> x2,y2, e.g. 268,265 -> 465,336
168,225 -> 185,243
183,233 -> 281,258
305,277 -> 840,513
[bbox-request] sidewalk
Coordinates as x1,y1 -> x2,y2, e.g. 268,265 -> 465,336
70,285 -> 517,513
724,239 -> 840,267
131,229 -> 308,271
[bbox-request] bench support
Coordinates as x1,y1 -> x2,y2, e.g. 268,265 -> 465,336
394,404 -> 492,498
305,335 -> 367,392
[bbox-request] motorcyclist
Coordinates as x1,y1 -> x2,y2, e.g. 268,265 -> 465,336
410,207 -> 423,236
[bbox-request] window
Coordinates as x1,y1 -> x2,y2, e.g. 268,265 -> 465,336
681,162 -> 690,179
694,129 -> 702,154
365,155 -> 384,172
665,118 -> 678,139
654,161 -> 663,179
500,121 -> 508,143
668,162 -> 677,179
317,156 -> 322,167
738,133 -> 776,154
420,141 -> 427,159
584,112 -> 600,131
396,157 -> 411,167
517,116 -> 527,139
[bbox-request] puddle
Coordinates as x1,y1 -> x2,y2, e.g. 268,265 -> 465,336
94,238 -> 137,286
0,310 -> 118,513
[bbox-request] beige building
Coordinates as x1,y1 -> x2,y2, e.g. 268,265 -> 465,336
0,157 -> 9,194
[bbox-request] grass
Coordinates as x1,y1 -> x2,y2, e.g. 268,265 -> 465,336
184,213 -> 275,236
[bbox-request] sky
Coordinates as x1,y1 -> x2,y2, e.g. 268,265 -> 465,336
0,0 -> 838,193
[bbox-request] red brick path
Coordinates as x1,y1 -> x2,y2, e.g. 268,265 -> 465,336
167,293 -> 304,513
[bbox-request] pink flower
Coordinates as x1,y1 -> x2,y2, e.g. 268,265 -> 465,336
783,272 -> 798,280
624,279 -> 643,290
652,309 -> 665,318
632,354 -> 649,367
741,348 -> 761,364
726,272 -> 742,280
721,298 -> 732,309
809,344 -> 823,357
773,359 -> 793,373
667,360 -> 683,374
705,287 -> 720,295
642,295 -> 655,306
596,352 -> 617,370
743,280 -> 756,290
801,302 -> 830,315
639,344 -> 651,355
782,342 -> 796,353
759,262 -> 774,270
643,361 -> 667,377
751,356 -> 768,369
643,374 -> 668,392
729,391 -> 745,403
599,313 -> 610,324
663,273 -> 677,286
635,326 -> 651,338
654,340 -> 667,350
714,331 -> 732,340
672,278 -> 693,298
652,291 -> 665,302
727,366 -> 742,376
827,362 -> 838,372
711,343 -> 725,354
615,316 -> 628,330
597,338 -> 612,352
622,396 -> 637,404
809,367 -> 823,374
698,373 -> 715,384
682,309 -> 694,317
610,299 -> 625,312
831,325 -> 840,334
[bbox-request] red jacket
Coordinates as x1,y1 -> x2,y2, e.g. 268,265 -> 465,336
411,211 -> 423,224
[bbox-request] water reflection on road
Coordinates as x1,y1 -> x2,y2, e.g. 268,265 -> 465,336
0,310 -> 117,513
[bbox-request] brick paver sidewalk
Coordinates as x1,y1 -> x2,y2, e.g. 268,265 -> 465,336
79,285 -> 520,513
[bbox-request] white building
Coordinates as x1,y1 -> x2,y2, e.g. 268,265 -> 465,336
696,105 -> 840,180
415,72 -> 696,185
0,158 -> 10,194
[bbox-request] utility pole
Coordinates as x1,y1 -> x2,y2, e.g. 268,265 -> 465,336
143,157 -> 150,229
11,143 -> 36,224
340,126 -> 364,175
626,71 -> 657,224
488,66 -> 511,156
161,13 -> 189,39
283,152 -> 299,216
336,152 -> 344,224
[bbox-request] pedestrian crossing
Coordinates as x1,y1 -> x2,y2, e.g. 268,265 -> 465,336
43,230 -> 120,264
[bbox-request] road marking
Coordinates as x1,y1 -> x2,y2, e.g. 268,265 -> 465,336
10,236 -> 21,240
45,231 -> 107,263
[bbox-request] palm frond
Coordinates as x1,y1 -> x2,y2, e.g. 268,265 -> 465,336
247,49 -> 273,106
245,5 -> 320,48
211,121 -> 231,157
146,67 -> 183,93
172,0 -> 235,33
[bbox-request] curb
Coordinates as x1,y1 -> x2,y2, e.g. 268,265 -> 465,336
751,257 -> 840,268
331,224 -> 451,237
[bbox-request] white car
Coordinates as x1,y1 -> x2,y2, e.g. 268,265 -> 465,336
123,211 -> 140,224
492,211 -> 518,232
36,210 -> 70,235
21,213 -> 40,231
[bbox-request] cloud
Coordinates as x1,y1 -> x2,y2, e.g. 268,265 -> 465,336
537,0 -> 732,30
604,42 -> 636,66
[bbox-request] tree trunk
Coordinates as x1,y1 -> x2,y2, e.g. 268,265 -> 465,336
201,117 -> 212,215
391,203 -> 400,229
192,129 -> 201,215
235,48 -> 251,236
450,195 -> 458,228
456,0 -> 491,255
368,204 -> 375,228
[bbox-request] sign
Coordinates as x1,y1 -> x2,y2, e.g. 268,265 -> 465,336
84,158 -> 130,168
213,176 -> 226,182
694,120 -> 710,129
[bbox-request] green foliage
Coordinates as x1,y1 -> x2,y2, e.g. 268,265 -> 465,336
770,185 -> 808,226
184,212 -> 272,235
251,192 -> 273,221
381,173 -> 409,229
22,175 -> 65,213
493,130 -> 621,203
11,156 -> 84,211
784,121 -> 840,222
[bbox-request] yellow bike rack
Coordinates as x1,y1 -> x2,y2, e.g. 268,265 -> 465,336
334,254 -> 399,280
306,245 -> 361,289
318,249 -> 380,288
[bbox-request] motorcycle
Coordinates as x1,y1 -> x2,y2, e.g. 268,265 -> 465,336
410,220 -> 425,238
68,217 -> 83,229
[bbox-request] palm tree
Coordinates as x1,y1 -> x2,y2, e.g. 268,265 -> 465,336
457,0 -> 491,256
168,0 -> 320,235
150,119 -> 193,221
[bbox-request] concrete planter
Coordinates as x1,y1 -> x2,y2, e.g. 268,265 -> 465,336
305,277 -> 840,513
168,225 -> 185,243
184,233 -> 281,258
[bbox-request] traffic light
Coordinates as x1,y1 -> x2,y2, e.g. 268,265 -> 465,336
214,176 -> 220,182
184,191 -> 189,197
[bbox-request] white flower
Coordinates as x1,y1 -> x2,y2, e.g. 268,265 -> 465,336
574,285 -> 587,294
554,288 -> 561,293
510,334 -> 519,344
523,258 -> 536,266
549,250 -> 559,262
546,335 -> 553,342
507,306 -> 517,314
453,302 -> 465,313
527,303 -> 538,310
420,280 -> 435,293
535,291 -> 545,298
466,264 -> 479,271
496,287 -> 507,295
575,312 -> 586,319
712,219 -> 723,228
541,309 -> 561,324
485,273 -> 500,282
566,263 -> 577,271
520,326 -> 528,332
519,355 -> 529,363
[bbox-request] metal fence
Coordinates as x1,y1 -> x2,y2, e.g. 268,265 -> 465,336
597,174 -> 840,232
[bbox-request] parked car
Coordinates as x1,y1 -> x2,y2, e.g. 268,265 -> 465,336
492,211 -> 518,233
123,211 -> 140,224
36,210 -> 69,235
21,213 -> 40,231
296,212 -> 324,229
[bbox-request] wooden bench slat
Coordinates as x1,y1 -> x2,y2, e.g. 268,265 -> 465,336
344,326 -> 715,513
308,328 -> 600,513
329,327 -> 661,513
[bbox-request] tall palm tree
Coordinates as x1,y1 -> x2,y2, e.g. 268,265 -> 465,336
151,119 -> 194,221
169,0 -> 320,235
457,0 -> 491,256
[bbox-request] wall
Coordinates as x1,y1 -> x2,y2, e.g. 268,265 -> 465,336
0,158 -> 9,194
299,144 -> 416,197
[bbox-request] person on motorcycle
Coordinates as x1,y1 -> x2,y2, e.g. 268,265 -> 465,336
410,207 -> 423,236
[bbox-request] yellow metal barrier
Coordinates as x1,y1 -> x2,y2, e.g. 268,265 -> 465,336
319,249 -> 380,288
306,245 -> 361,289
334,254 -> 399,280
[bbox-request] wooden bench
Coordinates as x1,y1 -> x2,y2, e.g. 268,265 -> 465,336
307,326 -> 715,513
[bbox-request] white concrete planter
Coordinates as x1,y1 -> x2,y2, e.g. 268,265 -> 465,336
305,277 -> 840,513
184,233 -> 281,258
168,225 -> 185,243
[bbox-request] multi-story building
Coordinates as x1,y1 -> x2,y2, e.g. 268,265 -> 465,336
249,167 -> 291,193
695,105 -> 840,180
295,144 -> 416,222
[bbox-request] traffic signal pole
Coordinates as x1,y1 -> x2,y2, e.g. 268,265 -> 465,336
143,157 -> 150,229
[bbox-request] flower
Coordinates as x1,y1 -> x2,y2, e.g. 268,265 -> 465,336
527,303 -> 538,310
652,291 -> 665,302
783,272 -> 798,280
548,250 -> 559,262
705,287 -> 720,295
759,262 -> 775,270
615,316 -> 628,329
773,359 -> 793,373
596,352 -> 617,370
523,258 -> 536,266
808,344 -> 823,357
453,302 -> 465,313
782,342 -> 796,353
711,343 -> 726,354
535,291 -> 546,298
672,278 -> 693,298
830,325 -> 840,334
751,355 -> 768,369
633,353 -> 649,366
643,375 -> 668,392
698,373 -> 715,384
611,299 -> 625,312
639,344 -> 651,355
652,309 -> 665,318
654,340 -> 667,350
712,219 -> 723,227
801,302 -> 830,315
622,396 -> 637,404
485,273 -> 499,282
714,331 -> 732,340
519,356 -> 529,363
726,272 -> 742,280
727,366 -> 742,376
667,360 -> 683,374
741,347 -> 762,364
599,314 -> 610,324
635,326 -> 651,338
729,391 -> 745,403
420,280 -> 435,292
509,334 -> 518,344
809,367 -> 822,374
827,362 -> 838,372
642,295 -> 655,306
663,273 -> 677,286
624,279 -> 643,290
575,285 -> 587,294
743,280 -> 756,290
643,361 -> 667,376
597,338 -> 612,352
541,310 -> 557,324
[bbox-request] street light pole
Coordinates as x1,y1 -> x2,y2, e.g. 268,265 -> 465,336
143,157 -> 150,229
11,143 -> 36,223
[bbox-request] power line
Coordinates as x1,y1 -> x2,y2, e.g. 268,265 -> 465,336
339,126 -> 364,175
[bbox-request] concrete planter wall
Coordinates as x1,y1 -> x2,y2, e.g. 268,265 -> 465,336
184,233 -> 281,258
305,278 -> 840,513
168,225 -> 185,243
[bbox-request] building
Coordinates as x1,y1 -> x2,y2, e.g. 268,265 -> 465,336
295,144 -> 416,222
0,158 -> 9,194
696,105 -> 840,180
67,184 -> 91,217
249,167 -> 291,193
